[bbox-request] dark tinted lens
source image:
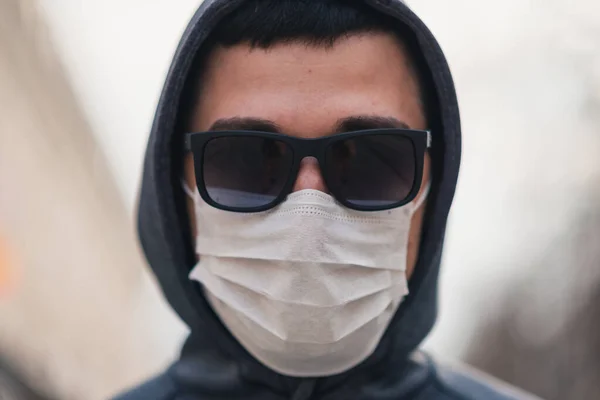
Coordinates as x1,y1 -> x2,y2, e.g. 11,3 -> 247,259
202,136 -> 293,209
325,134 -> 416,207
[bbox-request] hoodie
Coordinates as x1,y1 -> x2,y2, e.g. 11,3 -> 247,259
116,0 -> 540,399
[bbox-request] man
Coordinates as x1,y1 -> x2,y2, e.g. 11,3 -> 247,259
117,0 -> 538,399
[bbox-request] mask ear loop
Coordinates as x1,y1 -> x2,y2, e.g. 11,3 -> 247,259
412,180 -> 431,212
181,179 -> 195,200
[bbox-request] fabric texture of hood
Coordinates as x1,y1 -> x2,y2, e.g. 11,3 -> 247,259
137,0 -> 461,397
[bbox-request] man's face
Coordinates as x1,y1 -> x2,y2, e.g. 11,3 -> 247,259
184,32 -> 431,278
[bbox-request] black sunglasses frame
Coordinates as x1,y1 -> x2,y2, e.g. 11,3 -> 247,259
185,128 -> 431,213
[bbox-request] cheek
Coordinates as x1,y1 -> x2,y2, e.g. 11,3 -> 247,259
406,204 -> 427,279
405,153 -> 431,278
184,154 -> 198,241
184,154 -> 196,184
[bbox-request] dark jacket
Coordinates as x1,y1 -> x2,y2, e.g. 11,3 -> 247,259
115,0 -> 541,399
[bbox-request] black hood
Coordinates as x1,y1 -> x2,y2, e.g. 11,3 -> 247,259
137,0 -> 461,397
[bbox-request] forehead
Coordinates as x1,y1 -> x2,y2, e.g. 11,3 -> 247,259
189,32 -> 426,136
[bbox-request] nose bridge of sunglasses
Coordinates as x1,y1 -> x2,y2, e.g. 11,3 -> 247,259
292,156 -> 329,193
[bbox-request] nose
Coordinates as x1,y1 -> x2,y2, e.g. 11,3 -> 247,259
292,157 -> 328,193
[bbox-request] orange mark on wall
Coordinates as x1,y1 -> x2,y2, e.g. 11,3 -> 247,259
0,233 -> 17,296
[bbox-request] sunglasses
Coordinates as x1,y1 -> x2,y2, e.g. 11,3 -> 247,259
184,128 -> 431,212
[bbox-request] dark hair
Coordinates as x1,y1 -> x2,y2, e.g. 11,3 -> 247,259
213,0 -> 407,48
181,0 -> 435,129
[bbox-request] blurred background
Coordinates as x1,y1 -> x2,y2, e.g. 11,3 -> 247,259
0,0 -> 598,399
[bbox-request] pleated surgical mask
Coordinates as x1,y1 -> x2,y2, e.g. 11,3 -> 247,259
184,183 -> 429,377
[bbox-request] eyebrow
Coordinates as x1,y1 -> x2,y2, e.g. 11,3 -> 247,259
208,115 -> 410,134
209,117 -> 282,132
334,116 -> 410,132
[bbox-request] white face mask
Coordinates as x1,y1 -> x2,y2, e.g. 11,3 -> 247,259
184,184 -> 429,377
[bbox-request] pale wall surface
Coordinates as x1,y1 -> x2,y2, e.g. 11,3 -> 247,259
0,2 -> 186,399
